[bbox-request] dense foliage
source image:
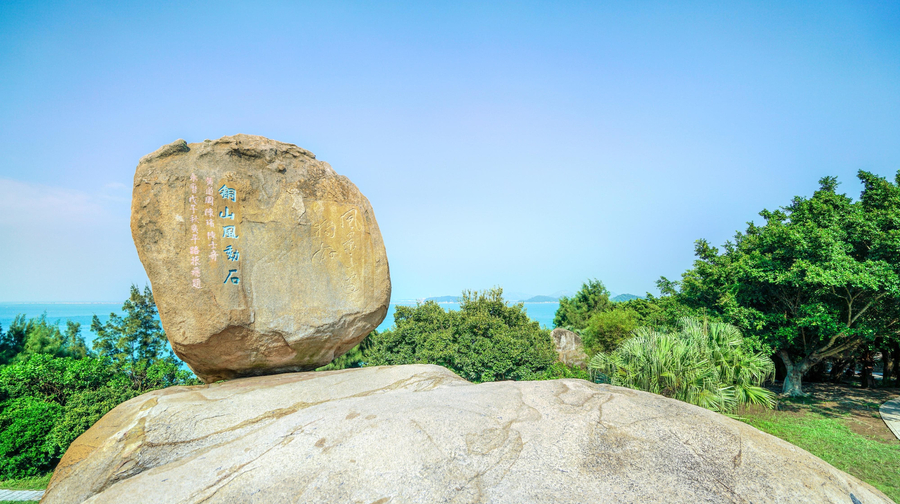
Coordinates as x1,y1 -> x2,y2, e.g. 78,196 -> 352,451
322,289 -> 588,381
553,279 -> 614,329
90,285 -> 189,390
0,315 -> 89,366
554,279 -> 705,355
673,172 -> 900,395
589,318 -> 776,413
0,285 -> 196,479
556,172 -> 900,396
365,289 -> 560,382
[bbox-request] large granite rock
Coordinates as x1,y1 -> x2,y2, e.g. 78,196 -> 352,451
44,365 -> 891,504
131,135 -> 390,382
551,327 -> 588,368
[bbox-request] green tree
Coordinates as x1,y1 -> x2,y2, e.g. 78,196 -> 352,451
91,285 -> 186,388
0,396 -> 62,478
582,308 -> 639,354
551,278 -> 705,356
63,321 -> 90,359
0,354 -> 119,477
589,318 -> 775,413
366,288 -> 558,382
677,172 -> 900,396
362,302 -> 456,369
0,353 -> 195,479
635,295 -> 704,328
20,315 -> 67,358
0,288 -> 197,479
0,315 -> 90,363
0,354 -> 116,407
46,384 -> 139,454
92,285 -> 167,365
538,361 -> 591,381
0,317 -> 27,365
553,279 -> 613,329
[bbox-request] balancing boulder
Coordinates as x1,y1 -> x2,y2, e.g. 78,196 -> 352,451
131,134 -> 391,382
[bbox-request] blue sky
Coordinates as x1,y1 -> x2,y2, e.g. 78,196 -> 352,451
1,1 -> 898,302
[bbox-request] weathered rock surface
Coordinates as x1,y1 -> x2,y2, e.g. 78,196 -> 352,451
44,365 -> 891,504
131,135 -> 391,382
551,327 -> 588,368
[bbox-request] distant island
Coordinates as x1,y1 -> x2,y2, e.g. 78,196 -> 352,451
524,295 -> 558,302
611,293 -> 641,302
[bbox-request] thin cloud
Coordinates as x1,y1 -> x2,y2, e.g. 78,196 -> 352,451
99,181 -> 132,203
0,178 -> 121,227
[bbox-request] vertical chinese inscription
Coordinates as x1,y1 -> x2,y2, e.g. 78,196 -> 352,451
206,177 -> 217,263
188,173 -> 201,289
340,208 -> 358,268
219,184 -> 241,285
309,204 -> 364,294
340,209 -> 361,293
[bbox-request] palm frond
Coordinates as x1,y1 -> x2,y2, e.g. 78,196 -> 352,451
587,317 -> 776,413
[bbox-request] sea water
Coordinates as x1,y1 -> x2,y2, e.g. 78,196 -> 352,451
0,301 -> 560,348
0,303 -> 124,346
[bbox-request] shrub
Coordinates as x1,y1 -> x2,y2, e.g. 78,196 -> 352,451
538,362 -> 591,381
46,386 -> 140,455
366,288 -> 558,382
582,308 -> 639,354
0,397 -> 62,478
589,317 -> 775,413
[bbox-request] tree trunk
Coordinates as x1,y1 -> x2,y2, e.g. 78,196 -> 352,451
860,350 -> 875,389
783,365 -> 807,396
882,343 -> 894,388
779,350 -> 809,397
891,341 -> 900,387
830,359 -> 849,384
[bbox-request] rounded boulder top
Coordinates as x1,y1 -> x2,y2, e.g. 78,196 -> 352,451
131,134 -> 391,383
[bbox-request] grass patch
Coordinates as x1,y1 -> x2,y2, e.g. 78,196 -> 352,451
737,384 -> 899,503
0,472 -> 51,490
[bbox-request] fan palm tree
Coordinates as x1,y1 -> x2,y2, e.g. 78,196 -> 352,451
589,317 -> 775,413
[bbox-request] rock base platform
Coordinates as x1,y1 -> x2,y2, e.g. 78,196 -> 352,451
43,365 -> 892,504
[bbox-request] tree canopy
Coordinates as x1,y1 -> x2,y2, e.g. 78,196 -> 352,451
91,285 -> 169,366
553,279 -> 706,356
0,315 -> 89,366
91,285 -> 185,389
0,286 -> 196,479
676,171 -> 900,395
366,288 -> 560,382
553,279 -> 613,329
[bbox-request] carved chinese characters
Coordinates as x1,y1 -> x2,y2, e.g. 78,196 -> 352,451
132,135 -> 391,383
310,204 -> 364,294
188,173 -> 203,289
205,178 -> 217,262
217,184 -> 241,285
185,178 -> 245,290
